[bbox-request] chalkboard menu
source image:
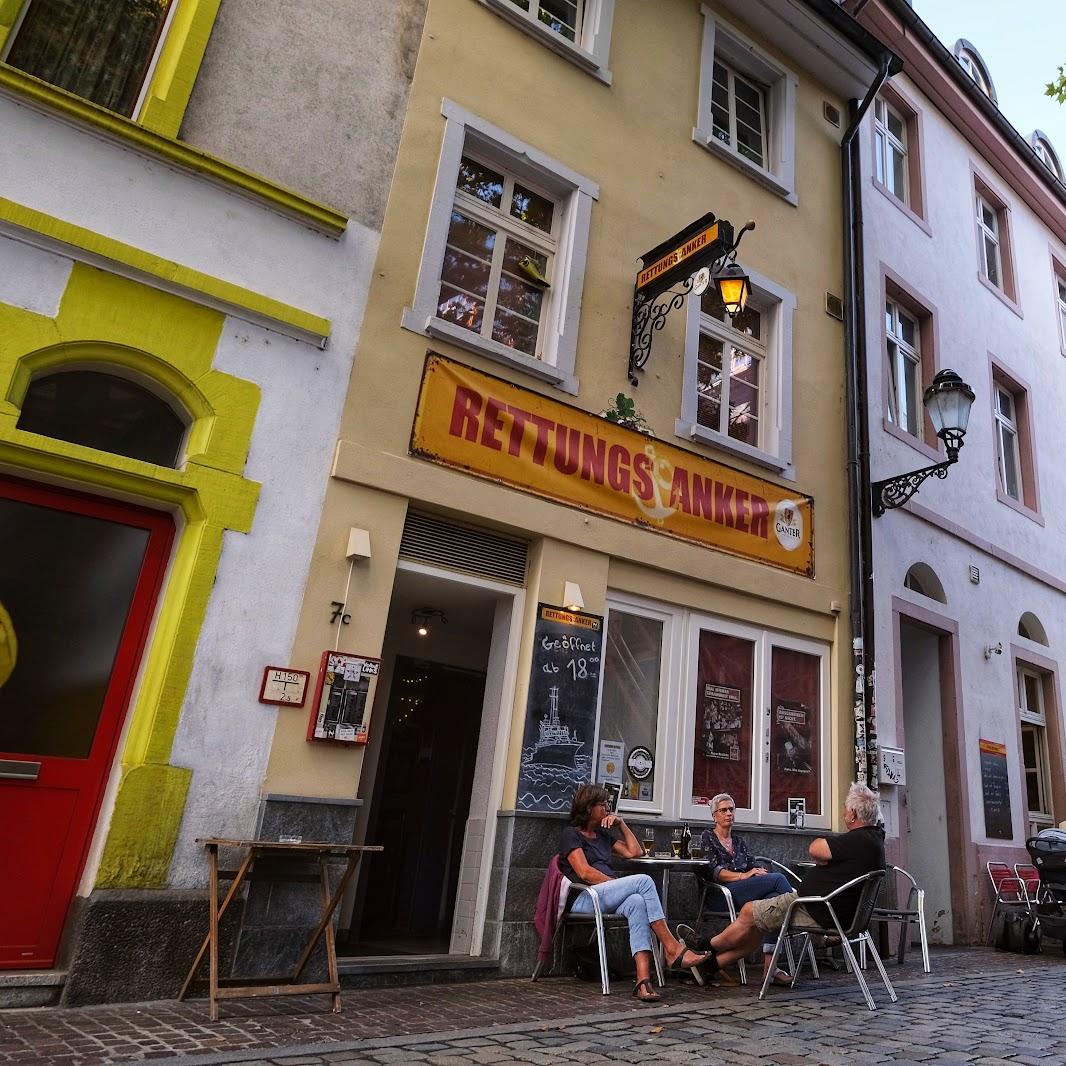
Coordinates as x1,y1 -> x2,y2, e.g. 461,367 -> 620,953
516,604 -> 603,813
980,738 -> 1013,840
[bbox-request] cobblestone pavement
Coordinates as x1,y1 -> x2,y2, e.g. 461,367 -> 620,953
1,948 -> 1064,1065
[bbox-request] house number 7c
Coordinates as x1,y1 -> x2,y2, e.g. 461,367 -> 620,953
330,601 -> 351,625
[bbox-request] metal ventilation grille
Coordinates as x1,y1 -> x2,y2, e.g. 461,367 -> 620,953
399,511 -> 528,585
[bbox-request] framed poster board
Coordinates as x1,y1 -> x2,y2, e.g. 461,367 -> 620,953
306,651 -> 381,745
516,603 -> 603,813
979,738 -> 1013,840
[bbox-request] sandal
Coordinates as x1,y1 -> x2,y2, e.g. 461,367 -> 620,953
633,977 -> 662,1002
768,969 -> 792,986
667,940 -> 710,986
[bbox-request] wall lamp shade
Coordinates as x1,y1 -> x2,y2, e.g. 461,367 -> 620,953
714,264 -> 751,316
924,369 -> 975,453
563,581 -> 585,612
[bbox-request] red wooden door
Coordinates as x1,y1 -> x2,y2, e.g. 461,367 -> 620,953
0,477 -> 173,968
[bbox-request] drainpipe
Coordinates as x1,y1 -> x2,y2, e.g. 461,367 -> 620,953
842,51 -> 895,792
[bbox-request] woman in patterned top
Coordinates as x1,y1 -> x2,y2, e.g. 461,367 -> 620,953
683,792 -> 795,985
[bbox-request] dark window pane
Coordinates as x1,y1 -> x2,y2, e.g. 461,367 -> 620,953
445,211 -> 496,259
457,157 -> 504,207
537,0 -> 579,41
7,0 -> 173,117
18,370 -> 185,467
0,497 -> 149,758
436,287 -> 485,332
510,183 -> 554,233
768,647 -> 821,814
492,307 -> 539,355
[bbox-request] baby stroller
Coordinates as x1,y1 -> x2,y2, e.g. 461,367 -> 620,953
1026,831 -> 1066,955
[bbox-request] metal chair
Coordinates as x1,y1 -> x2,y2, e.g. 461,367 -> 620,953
532,881 -> 665,996
986,861 -> 1029,943
869,864 -> 930,973
1015,863 -> 1044,905
760,870 -> 896,1011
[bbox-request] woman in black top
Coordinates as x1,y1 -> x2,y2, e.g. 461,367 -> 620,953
560,784 -> 708,1001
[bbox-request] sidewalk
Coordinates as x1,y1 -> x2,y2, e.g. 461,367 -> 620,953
0,947 -> 1063,1065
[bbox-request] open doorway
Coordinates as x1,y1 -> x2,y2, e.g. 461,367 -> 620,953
340,563 -> 519,959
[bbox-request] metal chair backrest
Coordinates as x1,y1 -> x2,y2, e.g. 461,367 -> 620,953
884,864 -> 919,911
843,869 -> 886,938
1015,863 -> 1041,902
987,861 -> 1025,903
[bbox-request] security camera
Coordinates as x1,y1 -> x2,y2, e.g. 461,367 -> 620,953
984,642 -> 1003,660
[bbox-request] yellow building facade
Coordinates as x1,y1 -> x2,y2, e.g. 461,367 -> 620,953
265,0 -> 894,971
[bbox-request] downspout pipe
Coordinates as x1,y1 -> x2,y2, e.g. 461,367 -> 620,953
841,50 -> 896,790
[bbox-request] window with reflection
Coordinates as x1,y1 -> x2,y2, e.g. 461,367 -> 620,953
507,0 -> 583,44
17,369 -> 186,466
4,0 -> 174,117
598,609 -> 663,804
691,630 -> 755,811
436,153 -> 557,359
768,646 -> 821,816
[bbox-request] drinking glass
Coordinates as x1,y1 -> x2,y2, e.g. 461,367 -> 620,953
689,841 -> 703,860
642,828 -> 654,856
671,828 -> 682,858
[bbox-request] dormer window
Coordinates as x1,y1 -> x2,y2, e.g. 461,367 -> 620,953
953,40 -> 996,103
1031,131 -> 1063,181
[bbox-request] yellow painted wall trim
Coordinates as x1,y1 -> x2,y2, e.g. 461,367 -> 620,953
0,265 -> 261,888
0,63 -> 349,237
95,765 -> 192,888
137,0 -> 221,139
0,197 -> 332,346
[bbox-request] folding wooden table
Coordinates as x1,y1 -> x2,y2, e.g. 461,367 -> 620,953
179,838 -> 381,1020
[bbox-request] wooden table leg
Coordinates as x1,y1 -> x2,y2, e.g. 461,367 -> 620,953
318,856 -> 342,1013
208,844 -> 220,1021
291,854 -> 362,985
179,848 -> 256,1003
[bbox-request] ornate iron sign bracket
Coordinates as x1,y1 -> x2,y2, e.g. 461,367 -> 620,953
871,427 -> 965,516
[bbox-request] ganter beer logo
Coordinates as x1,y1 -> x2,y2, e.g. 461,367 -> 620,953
410,356 -> 815,576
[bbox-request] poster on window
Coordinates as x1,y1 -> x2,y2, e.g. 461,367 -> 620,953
691,631 -> 754,810
768,648 -> 821,814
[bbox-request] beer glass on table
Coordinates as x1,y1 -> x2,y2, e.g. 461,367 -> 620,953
642,827 -> 654,857
671,828 -> 682,858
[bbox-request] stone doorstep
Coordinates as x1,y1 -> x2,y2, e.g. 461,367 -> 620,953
0,970 -> 67,1010
337,955 -> 498,975
0,970 -> 67,987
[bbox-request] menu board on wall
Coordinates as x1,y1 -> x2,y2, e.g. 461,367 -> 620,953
516,604 -> 603,814
980,738 -> 1013,840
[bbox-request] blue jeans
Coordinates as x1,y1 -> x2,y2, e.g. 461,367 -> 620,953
712,872 -> 794,954
570,874 -> 665,956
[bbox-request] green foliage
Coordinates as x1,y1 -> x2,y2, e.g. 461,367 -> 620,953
1046,65 -> 1066,104
600,393 -> 652,435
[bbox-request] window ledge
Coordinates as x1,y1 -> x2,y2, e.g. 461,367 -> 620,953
676,418 -> 793,478
872,179 -> 932,237
0,63 -> 349,237
692,127 -> 797,206
402,309 -> 579,394
476,0 -> 612,85
977,271 -> 1023,319
881,418 -> 943,463
996,486 -> 1044,526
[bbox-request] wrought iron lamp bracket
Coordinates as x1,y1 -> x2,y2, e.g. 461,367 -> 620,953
628,275 -> 696,385
872,435 -> 964,516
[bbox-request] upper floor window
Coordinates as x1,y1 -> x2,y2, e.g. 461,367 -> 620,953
977,193 -> 1002,288
954,41 -> 996,102
874,98 -> 908,203
679,268 -> 796,475
990,363 -> 1039,520
695,11 -> 798,203
994,384 -> 1022,502
16,369 -> 186,466
1057,274 -> 1066,352
1032,132 -> 1063,180
3,0 -> 173,117
973,177 -> 1018,309
478,0 -> 615,83
1018,667 -> 1053,832
403,99 -> 598,394
885,298 -> 921,438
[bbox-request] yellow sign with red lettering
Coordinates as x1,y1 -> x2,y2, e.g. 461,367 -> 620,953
410,356 -> 814,576
636,222 -> 719,291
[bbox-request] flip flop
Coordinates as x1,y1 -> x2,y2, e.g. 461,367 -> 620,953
633,977 -> 662,1002
668,941 -> 710,985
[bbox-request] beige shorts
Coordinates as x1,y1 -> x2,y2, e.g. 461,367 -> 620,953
749,891 -> 821,933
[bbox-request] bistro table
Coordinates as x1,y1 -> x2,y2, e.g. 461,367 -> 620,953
179,838 -> 382,1020
615,854 -> 709,917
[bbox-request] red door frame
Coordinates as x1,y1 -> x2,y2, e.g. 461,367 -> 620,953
0,475 -> 174,968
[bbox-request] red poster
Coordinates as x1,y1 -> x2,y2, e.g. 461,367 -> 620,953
691,631 -> 754,810
769,647 -> 821,814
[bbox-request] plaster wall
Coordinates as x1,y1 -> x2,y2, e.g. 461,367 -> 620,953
860,69 -> 1066,853
180,0 -> 429,228
0,97 -> 379,891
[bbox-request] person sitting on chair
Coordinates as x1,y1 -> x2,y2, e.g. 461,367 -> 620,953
560,784 -> 709,1002
680,792 -> 796,985
693,783 -> 885,977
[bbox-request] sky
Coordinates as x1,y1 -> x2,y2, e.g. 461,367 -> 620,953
915,1 -> 1066,154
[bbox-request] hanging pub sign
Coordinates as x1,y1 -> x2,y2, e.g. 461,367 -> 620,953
634,213 -> 733,302
411,355 -> 814,576
306,651 -> 381,745
516,603 -> 603,813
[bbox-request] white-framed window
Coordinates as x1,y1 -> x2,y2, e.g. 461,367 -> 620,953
594,597 -> 677,814
885,299 -> 921,437
1018,667 -> 1053,831
1034,138 -> 1062,180
994,384 -> 1022,502
1056,275 -> 1066,350
403,99 -> 599,394
958,48 -> 994,99
874,97 -> 909,204
589,594 -> 830,829
477,0 -> 614,83
694,7 -> 798,203
977,193 -> 1002,289
678,265 -> 795,475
